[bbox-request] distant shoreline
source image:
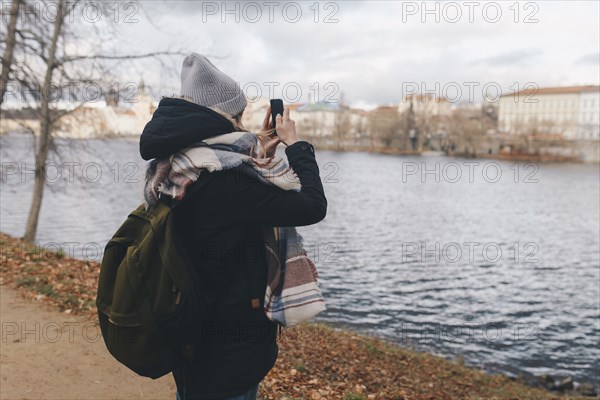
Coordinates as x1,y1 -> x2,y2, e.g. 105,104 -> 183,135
2,131 -> 598,164
313,144 -> 596,164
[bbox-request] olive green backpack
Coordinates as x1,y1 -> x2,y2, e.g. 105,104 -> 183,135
96,180 -> 215,379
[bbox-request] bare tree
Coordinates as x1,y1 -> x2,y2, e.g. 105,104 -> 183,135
4,0 -> 184,242
0,0 -> 22,105
333,106 -> 350,150
351,110 -> 368,148
445,104 -> 495,157
22,0 -> 67,242
368,106 -> 403,149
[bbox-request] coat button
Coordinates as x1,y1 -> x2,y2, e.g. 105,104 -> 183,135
301,144 -> 307,150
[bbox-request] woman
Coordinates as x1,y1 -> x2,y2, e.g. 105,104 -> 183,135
139,53 -> 327,400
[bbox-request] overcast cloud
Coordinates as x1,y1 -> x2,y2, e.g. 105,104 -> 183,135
108,1 -> 599,108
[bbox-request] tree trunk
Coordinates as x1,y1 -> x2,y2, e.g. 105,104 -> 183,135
23,0 -> 65,242
0,0 -> 21,106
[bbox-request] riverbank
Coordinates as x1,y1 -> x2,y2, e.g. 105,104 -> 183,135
313,143 -> 594,164
0,232 -> 594,399
309,136 -> 599,164
3,130 -> 597,163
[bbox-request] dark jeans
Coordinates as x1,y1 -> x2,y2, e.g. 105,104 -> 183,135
175,382 -> 259,400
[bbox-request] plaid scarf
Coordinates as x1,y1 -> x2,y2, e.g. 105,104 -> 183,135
143,131 -> 326,328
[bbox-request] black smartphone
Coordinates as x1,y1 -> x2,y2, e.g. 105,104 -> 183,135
270,99 -> 284,135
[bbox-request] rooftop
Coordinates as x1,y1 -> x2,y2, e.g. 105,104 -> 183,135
286,103 -> 304,111
404,94 -> 451,103
373,105 -> 399,112
501,85 -> 600,97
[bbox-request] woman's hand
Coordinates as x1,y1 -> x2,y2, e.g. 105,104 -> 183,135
274,108 -> 298,146
259,106 -> 281,157
262,105 -> 275,133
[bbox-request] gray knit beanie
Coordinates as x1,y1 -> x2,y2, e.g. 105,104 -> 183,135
179,53 -> 247,117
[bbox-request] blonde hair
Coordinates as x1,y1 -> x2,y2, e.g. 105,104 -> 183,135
209,105 -> 275,137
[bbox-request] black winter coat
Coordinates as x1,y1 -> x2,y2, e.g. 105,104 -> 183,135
139,98 -> 327,399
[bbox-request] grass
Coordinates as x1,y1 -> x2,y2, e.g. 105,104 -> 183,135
345,394 -> 366,400
38,284 -> 58,298
16,276 -> 37,288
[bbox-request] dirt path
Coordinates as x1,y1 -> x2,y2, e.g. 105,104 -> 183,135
0,285 -> 176,400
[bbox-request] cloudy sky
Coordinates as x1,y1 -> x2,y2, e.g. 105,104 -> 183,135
107,1 -> 599,109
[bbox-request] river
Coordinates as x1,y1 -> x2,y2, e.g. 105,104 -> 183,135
1,133 -> 599,389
